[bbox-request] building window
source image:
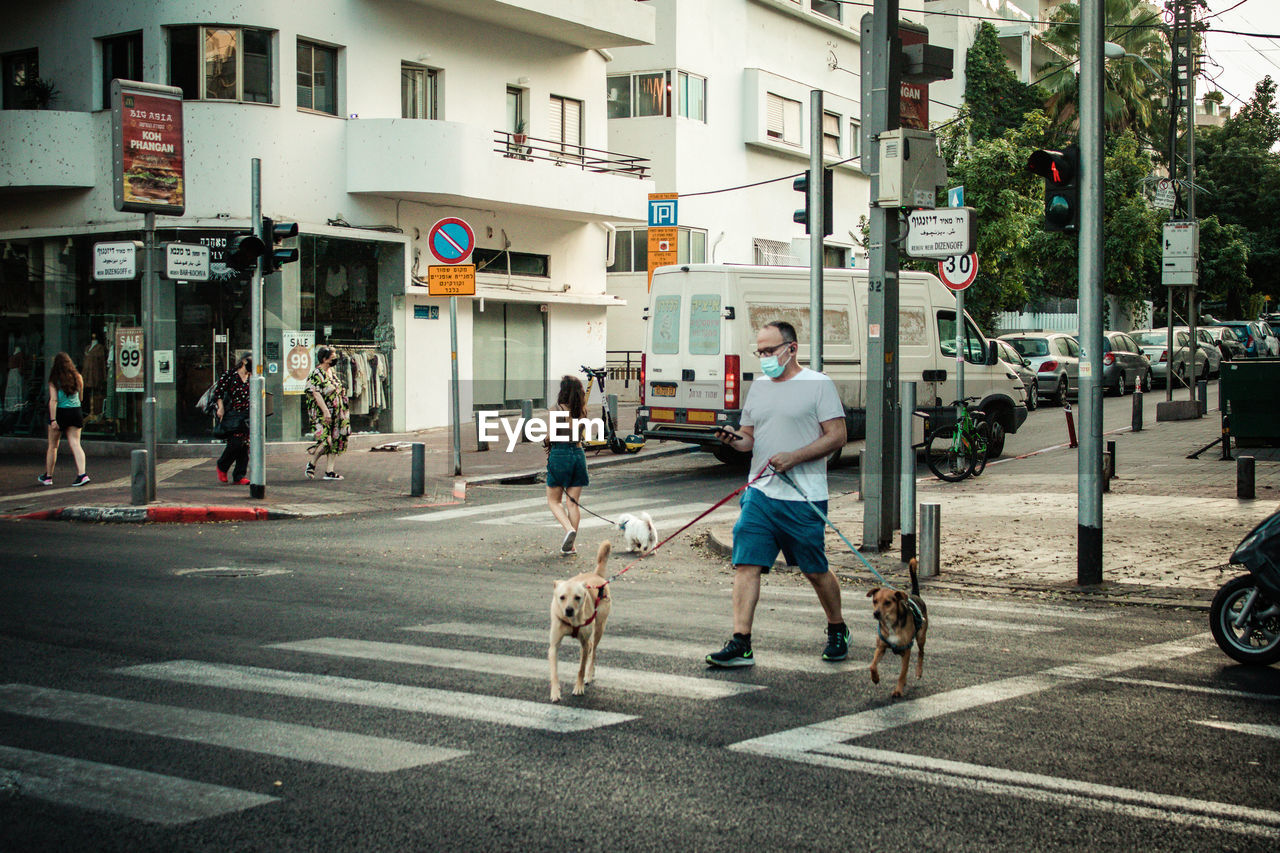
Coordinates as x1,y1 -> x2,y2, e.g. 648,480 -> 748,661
507,86 -> 524,133
753,238 -> 792,266
401,63 -> 436,119
549,94 -> 582,156
608,227 -> 707,273
678,71 -> 706,121
168,26 -> 271,103
297,39 -> 338,115
474,247 -> 550,278
849,118 -> 861,160
101,32 -> 143,109
2,49 -> 38,110
823,111 -> 841,157
607,72 -> 667,119
766,92 -> 802,145
811,0 -> 842,21
823,245 -> 849,268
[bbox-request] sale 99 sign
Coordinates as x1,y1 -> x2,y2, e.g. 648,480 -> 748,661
116,327 -> 145,393
282,331 -> 315,395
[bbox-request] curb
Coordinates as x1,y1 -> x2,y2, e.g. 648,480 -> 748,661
463,443 -> 697,485
10,505 -> 300,523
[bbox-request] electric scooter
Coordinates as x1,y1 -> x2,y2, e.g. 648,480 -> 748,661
1210,509 -> 1280,665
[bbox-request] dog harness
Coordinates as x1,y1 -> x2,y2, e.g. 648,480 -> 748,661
561,583 -> 609,638
877,598 -> 925,655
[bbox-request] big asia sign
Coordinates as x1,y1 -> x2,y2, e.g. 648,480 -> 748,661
898,22 -> 930,131
111,80 -> 185,215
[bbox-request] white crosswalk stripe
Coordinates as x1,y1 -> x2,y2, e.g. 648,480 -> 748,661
0,744 -> 279,826
116,660 -> 636,732
400,496 -> 550,522
1193,720 -> 1280,740
0,684 -> 466,772
269,637 -> 765,700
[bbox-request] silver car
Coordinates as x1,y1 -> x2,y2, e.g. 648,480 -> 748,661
1132,328 -> 1195,388
994,338 -> 1038,411
1099,331 -> 1152,395
998,332 -> 1080,406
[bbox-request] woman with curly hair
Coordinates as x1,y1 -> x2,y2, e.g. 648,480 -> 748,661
304,346 -> 350,480
38,351 -> 89,486
545,374 -> 589,554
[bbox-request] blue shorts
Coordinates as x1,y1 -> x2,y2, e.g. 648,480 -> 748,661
731,488 -> 828,574
546,444 -> 588,489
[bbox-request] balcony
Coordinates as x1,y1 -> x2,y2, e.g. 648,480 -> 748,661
0,110 -> 96,193
347,119 -> 652,223
395,0 -> 654,48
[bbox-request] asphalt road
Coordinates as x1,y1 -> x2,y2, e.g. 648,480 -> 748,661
3,385 -> 1278,852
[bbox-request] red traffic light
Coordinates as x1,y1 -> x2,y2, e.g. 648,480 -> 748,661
1027,149 -> 1075,185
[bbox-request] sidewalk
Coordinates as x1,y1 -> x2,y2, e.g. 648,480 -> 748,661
0,403 -> 689,521
708,411 -> 1280,609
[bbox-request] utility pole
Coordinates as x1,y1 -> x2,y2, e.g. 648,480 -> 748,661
249,159 -> 266,499
1077,0 -> 1104,584
810,89 -> 825,372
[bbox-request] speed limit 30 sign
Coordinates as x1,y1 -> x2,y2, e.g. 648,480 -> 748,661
938,253 -> 979,291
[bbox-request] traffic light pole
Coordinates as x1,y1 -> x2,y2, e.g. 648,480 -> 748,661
1077,1 -> 1104,584
141,211 -> 157,501
249,158 -> 266,499
862,0 -> 902,551
809,89 -> 824,372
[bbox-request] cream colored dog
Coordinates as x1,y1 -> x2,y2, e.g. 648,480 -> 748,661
549,541 -> 613,702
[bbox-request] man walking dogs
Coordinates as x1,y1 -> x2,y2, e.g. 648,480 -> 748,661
707,321 -> 849,667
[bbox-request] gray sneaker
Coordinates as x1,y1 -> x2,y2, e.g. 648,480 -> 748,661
561,529 -> 577,553
706,635 -> 754,668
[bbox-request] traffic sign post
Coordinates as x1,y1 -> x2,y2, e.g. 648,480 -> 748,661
428,218 -> 475,476
937,252 -> 978,403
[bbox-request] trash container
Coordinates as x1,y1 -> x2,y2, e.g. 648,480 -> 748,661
1221,359 -> 1280,446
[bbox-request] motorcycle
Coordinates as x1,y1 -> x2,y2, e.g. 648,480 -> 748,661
1210,510 -> 1280,665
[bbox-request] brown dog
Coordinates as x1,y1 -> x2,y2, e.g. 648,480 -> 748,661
548,541 -> 613,702
867,558 -> 929,698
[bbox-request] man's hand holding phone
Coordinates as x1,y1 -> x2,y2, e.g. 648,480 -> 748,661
716,427 -> 742,444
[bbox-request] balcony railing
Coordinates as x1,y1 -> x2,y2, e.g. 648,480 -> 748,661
494,131 -> 650,179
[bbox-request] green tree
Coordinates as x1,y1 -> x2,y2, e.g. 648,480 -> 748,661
964,22 -> 1046,142
1036,0 -> 1170,147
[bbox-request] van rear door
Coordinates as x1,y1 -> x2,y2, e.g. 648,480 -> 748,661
645,269 -> 732,417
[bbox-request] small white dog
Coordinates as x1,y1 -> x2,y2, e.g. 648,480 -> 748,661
617,511 -> 658,555
549,541 -> 612,702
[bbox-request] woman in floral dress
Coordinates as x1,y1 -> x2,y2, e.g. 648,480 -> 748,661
305,346 -> 351,480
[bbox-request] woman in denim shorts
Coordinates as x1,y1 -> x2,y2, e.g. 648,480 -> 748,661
545,375 -> 589,554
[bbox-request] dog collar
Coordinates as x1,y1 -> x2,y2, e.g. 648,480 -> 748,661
877,599 -> 924,655
562,583 -> 609,638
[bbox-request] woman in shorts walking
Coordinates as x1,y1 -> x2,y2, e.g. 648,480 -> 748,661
545,375 -> 589,554
39,352 -> 89,487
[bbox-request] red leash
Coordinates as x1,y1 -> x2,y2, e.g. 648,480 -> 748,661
606,463 -> 774,581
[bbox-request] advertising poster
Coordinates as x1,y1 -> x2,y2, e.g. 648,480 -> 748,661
283,331 -> 315,395
116,327 -> 144,393
112,80 -> 185,215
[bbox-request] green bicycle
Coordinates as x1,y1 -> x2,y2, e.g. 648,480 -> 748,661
924,397 -> 990,482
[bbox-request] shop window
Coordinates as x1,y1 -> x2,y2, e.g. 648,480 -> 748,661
297,39 -> 338,115
100,32 -> 143,109
2,49 -> 38,110
474,248 -> 549,278
472,302 -> 546,410
167,26 -> 272,103
401,63 -> 437,119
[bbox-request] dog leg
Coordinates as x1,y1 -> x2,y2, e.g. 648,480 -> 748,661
574,635 -> 590,695
869,642 -> 885,684
916,639 -> 926,679
548,633 -> 563,702
892,650 -> 911,698
587,613 -> 608,684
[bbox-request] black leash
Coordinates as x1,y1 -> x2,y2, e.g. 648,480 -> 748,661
566,493 -> 617,526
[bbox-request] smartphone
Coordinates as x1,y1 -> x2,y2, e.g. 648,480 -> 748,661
716,428 -> 741,442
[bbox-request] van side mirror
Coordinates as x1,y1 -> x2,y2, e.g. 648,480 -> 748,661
987,341 -> 1000,366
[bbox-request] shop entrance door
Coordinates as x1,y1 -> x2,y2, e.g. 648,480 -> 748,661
176,279 -> 251,439
471,302 -> 546,410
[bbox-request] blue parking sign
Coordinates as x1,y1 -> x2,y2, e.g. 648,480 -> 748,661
648,194 -> 678,227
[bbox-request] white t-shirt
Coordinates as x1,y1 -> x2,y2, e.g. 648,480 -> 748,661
740,367 -> 845,501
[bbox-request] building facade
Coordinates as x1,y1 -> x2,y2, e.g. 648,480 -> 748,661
0,0 -> 655,443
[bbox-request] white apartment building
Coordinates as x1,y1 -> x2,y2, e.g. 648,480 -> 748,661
0,0 -> 655,444
602,0 -> 878,358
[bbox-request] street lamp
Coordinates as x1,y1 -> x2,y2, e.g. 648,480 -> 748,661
1103,41 -> 1166,85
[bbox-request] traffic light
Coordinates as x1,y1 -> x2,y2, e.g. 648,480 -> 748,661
793,166 -> 834,236
260,217 -> 299,276
226,232 -> 265,278
1026,145 -> 1080,233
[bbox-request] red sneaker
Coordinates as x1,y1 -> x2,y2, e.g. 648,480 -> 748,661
236,478 -> 250,485
216,468 -> 229,483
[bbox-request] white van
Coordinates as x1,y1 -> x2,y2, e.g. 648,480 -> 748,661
634,264 -> 1028,463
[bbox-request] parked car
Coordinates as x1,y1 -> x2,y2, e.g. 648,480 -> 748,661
1099,331 -> 1152,395
1216,321 -> 1267,358
1132,328 -> 1195,387
998,331 -> 1080,406
1173,326 -> 1220,379
1257,321 -> 1280,356
994,338 -> 1038,411
1202,325 -> 1247,362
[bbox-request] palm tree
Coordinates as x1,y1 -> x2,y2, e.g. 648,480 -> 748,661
1035,0 -> 1170,145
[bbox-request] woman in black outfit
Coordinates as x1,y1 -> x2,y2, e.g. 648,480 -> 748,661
214,355 -> 252,484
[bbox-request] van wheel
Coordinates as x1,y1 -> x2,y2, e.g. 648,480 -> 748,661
984,415 -> 1006,459
713,445 -> 750,468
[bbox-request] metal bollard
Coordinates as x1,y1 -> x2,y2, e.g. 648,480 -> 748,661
607,393 -> 619,428
857,449 -> 866,502
1102,452 -> 1111,493
1221,414 -> 1233,461
130,449 -> 148,506
1064,402 -> 1078,448
1106,440 -> 1117,477
1197,379 -> 1208,416
1131,385 -> 1143,432
475,413 -> 488,452
520,399 -> 533,442
410,442 -> 425,497
919,503 -> 940,577
1238,455 -> 1255,500
900,381 -> 917,563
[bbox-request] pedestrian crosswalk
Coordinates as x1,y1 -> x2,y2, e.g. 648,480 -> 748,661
2,621 -> 1275,835
400,494 -> 737,531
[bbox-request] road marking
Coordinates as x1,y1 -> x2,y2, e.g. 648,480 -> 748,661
1193,720 -> 1280,740
476,498 -> 657,527
791,744 -> 1280,840
746,601 -> 1060,634
476,500 -> 733,530
759,591 -> 1116,622
0,744 -> 278,826
400,496 -> 551,522
0,684 -> 466,772
402,622 -> 972,669
269,638 -> 764,700
117,660 -> 635,733
730,633 -> 1212,754
1106,677 -> 1280,701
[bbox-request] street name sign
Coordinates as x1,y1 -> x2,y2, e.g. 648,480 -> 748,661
93,241 -> 141,281
906,207 -> 976,259
163,242 -> 210,281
